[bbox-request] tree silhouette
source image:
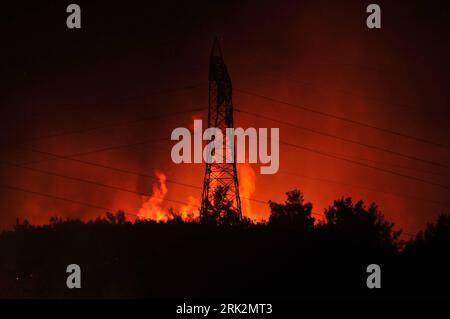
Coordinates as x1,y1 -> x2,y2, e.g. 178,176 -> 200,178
200,186 -> 242,226
405,213 -> 450,254
323,197 -> 401,251
105,211 -> 127,225
268,189 -> 315,231
1,191 -> 449,298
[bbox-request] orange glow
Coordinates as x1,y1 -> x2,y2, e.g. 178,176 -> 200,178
238,164 -> 257,219
180,195 -> 200,220
3,2 -> 447,237
138,170 -> 168,221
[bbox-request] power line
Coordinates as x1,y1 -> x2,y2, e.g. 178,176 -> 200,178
2,156 -> 419,237
235,108 -> 450,170
11,88 -> 448,186
9,106 -> 204,167
324,148 -> 446,178
3,159 -> 296,234
0,160 -> 195,208
8,105 -> 449,211
18,110 -> 447,187
242,170 -> 415,237
1,184 -> 115,213
3,157 -> 273,208
15,144 -> 204,190
280,140 -> 450,191
284,171 -> 446,237
11,143 -> 428,238
2,157 -> 318,220
8,106 -> 206,145
249,163 -> 448,207
9,112 -> 450,208
12,116 -> 450,197
4,147 -> 278,210
0,183 -> 152,221
235,88 -> 450,151
266,51 -> 438,84
0,182 -> 414,237
1,111 -> 433,238
17,136 -> 171,167
276,169 -> 450,207
241,67 -> 446,117
335,153 -> 446,178
8,82 -> 205,126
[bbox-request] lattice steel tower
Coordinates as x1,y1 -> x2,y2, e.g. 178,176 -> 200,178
200,38 -> 242,219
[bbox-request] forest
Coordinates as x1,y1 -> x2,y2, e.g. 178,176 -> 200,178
0,187 -> 449,299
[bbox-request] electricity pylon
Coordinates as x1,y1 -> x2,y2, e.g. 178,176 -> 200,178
200,38 -> 242,219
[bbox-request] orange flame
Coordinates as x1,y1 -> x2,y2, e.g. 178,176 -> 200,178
180,195 -> 200,221
239,164 -> 257,219
138,170 -> 168,221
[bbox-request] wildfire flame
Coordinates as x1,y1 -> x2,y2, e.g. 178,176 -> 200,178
180,195 -> 201,221
239,163 -> 256,219
138,170 -> 168,221
138,163 -> 255,222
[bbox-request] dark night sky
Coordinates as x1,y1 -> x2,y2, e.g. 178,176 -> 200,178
2,0 -> 450,234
